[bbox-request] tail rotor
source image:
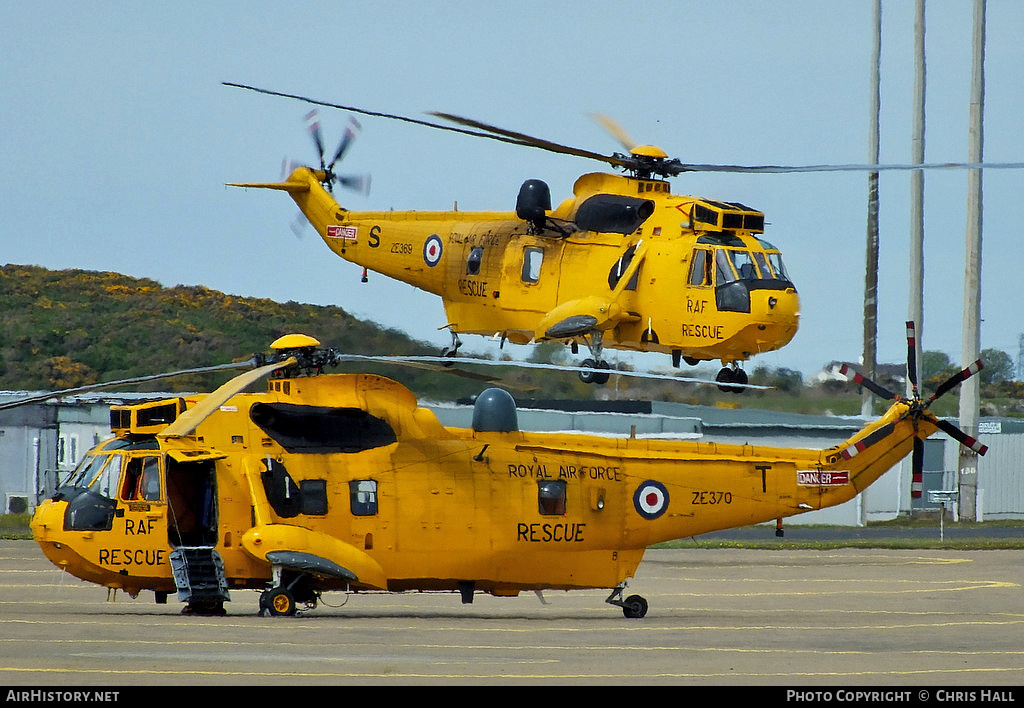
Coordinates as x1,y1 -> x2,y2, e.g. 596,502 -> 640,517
840,321 -> 988,498
279,110 -> 371,239
302,109 -> 371,196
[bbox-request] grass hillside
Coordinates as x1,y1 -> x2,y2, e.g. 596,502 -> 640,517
2,263 -> 1020,412
0,263 -> 501,401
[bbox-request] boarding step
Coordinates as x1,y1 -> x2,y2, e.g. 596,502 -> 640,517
170,546 -> 230,604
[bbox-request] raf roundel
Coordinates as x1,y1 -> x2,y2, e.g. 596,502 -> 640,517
423,234 -> 443,267
633,480 -> 669,520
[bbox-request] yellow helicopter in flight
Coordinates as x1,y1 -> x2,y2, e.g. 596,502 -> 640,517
224,84 -> 1024,392
15,325 -> 986,617
225,83 -> 806,392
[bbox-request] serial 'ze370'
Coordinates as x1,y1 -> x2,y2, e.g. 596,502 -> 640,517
21,327 -> 986,618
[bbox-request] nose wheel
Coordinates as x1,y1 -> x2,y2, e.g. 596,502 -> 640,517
260,587 -> 298,617
259,568 -> 319,617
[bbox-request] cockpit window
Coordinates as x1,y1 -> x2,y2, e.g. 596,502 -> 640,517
92,455 -> 122,498
64,454 -> 103,488
728,250 -> 761,280
64,453 -> 122,496
688,248 -> 713,286
715,249 -> 737,284
768,252 -> 790,281
757,238 -> 791,281
753,252 -> 772,278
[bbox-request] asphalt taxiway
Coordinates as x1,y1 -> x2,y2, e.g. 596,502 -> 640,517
1,539 -> 1022,686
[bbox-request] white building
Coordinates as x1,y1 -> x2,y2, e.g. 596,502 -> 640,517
2,391 -> 1019,524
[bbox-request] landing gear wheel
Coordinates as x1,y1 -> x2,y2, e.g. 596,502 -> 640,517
606,584 -> 648,619
579,358 -> 598,384
441,346 -> 458,368
578,359 -> 611,385
716,366 -> 747,394
716,367 -> 734,393
731,368 -> 748,391
260,587 -> 296,617
621,594 -> 649,619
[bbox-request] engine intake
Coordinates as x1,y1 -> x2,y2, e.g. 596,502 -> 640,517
574,194 -> 655,234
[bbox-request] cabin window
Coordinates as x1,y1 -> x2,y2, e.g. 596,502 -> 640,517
538,480 -> 567,515
120,456 -> 162,501
261,458 -> 301,518
521,247 -> 543,283
688,248 -> 713,286
300,479 -> 328,516
608,245 -> 640,291
350,480 -> 378,516
466,247 -> 483,275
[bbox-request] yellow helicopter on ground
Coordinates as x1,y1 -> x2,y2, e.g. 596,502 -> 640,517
16,325 -> 986,617
226,83 -> 804,392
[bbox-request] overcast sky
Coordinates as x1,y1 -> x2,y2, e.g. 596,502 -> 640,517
3,0 -> 1022,380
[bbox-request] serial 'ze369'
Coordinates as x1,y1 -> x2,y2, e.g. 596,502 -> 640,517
24,329 -> 986,618
226,84 -> 802,391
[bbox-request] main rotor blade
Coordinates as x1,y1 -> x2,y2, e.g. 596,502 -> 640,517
669,161 -> 1024,174
224,82 -> 552,151
905,321 -> 919,396
333,353 -> 773,390
838,421 -> 897,460
225,82 -> 1024,175
158,357 -> 296,438
839,364 -> 900,401
0,360 -> 258,411
911,436 -> 924,498
429,111 -> 634,170
591,113 -> 637,151
931,417 -> 989,456
926,360 -> 984,405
